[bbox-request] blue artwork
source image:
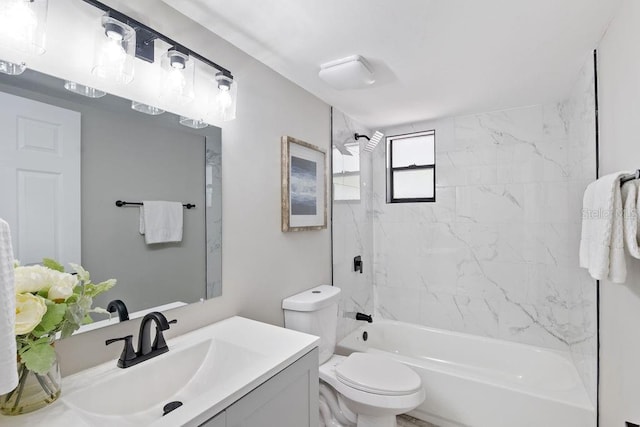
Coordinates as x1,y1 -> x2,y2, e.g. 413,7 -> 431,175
291,156 -> 317,215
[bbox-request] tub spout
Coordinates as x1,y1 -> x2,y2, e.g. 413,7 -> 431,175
356,312 -> 373,323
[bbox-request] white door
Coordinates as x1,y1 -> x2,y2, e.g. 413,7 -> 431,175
0,91 -> 81,267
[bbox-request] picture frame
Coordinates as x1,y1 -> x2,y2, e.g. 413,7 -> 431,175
281,136 -> 327,232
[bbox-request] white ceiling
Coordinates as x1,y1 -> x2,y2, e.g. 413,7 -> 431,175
161,0 -> 621,128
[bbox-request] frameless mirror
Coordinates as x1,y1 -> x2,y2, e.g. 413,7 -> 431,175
0,69 -> 222,329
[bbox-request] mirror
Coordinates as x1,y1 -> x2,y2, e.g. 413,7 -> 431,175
0,68 -> 222,325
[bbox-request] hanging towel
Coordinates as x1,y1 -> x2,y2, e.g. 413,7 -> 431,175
139,201 -> 184,244
579,172 -> 628,283
622,180 -> 640,259
0,219 -> 18,394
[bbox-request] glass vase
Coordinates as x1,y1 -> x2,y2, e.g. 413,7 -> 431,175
0,354 -> 61,415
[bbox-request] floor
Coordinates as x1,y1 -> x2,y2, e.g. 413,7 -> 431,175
397,414 -> 438,427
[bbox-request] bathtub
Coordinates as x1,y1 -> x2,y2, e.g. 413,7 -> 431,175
335,320 -> 595,427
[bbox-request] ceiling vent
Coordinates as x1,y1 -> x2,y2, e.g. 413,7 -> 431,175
318,55 -> 375,90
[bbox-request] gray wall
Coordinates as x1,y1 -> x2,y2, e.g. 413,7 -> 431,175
82,107 -> 207,312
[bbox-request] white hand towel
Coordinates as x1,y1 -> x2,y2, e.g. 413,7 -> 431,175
139,201 -> 183,244
579,172 -> 628,283
622,180 -> 640,259
0,219 -> 18,394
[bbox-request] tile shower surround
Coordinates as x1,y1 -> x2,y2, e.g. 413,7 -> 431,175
332,57 -> 596,406
373,61 -> 596,404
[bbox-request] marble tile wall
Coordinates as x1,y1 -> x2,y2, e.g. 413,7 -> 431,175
332,109 -> 375,341
370,60 -> 597,403
206,141 -> 222,299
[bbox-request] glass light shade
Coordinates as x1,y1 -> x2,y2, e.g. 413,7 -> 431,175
0,59 -> 26,75
179,116 -> 208,129
64,81 -> 106,98
160,50 -> 195,105
0,0 -> 48,55
211,73 -> 237,121
131,101 -> 165,115
92,15 -> 135,84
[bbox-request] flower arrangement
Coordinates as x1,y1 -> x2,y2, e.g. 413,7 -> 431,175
1,258 -> 116,415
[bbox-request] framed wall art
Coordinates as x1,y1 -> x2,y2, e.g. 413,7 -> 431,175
281,136 -> 327,232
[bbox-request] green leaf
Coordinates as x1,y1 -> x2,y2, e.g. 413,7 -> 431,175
59,321 -> 78,339
42,258 -> 64,272
69,263 -> 90,283
21,342 -> 56,375
32,303 -> 66,338
83,279 -> 116,298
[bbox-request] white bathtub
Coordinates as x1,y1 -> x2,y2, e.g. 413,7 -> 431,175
336,320 -> 595,427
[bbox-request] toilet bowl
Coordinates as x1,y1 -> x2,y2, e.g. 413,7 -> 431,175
319,354 -> 425,427
282,285 -> 425,427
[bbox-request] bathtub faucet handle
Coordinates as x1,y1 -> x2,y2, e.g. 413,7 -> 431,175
356,312 -> 373,323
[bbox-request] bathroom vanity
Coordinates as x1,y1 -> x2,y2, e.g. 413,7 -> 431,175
0,317 -> 319,427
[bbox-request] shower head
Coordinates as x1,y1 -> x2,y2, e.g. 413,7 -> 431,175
354,131 -> 384,152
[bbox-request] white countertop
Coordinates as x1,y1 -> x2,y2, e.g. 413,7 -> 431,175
0,316 -> 319,426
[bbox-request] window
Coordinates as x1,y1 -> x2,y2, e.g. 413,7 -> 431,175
386,130 -> 435,203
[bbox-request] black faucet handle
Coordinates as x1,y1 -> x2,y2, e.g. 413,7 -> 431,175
106,335 -> 137,367
153,319 -> 177,351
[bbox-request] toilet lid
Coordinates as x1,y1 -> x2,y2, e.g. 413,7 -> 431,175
335,353 -> 422,396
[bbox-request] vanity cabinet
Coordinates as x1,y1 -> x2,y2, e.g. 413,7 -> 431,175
200,348 -> 319,427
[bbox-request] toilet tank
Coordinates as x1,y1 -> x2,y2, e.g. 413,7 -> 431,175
282,285 -> 341,365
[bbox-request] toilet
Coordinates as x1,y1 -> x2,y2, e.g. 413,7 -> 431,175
282,285 -> 425,427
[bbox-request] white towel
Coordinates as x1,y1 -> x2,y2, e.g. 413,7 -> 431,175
579,172 -> 628,283
139,201 -> 184,244
622,180 -> 640,259
0,219 -> 18,394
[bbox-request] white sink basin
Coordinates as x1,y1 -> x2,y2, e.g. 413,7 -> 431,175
63,337 -> 266,426
0,316 -> 319,427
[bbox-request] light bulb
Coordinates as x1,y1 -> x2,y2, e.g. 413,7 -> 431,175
92,15 -> 135,84
0,0 -> 40,53
165,67 -> 186,95
105,38 -> 126,62
217,89 -> 232,111
170,56 -> 186,69
104,23 -> 125,41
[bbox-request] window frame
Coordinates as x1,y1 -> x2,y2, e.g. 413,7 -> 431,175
386,130 -> 436,204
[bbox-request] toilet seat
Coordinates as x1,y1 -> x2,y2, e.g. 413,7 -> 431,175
319,354 -> 425,413
335,353 -> 422,396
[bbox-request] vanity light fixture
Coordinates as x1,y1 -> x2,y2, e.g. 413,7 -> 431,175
91,14 -> 135,84
81,0 -> 237,119
0,0 -> 48,55
212,72 -> 237,121
64,80 -> 107,98
131,101 -> 165,116
0,59 -> 26,75
160,47 -> 195,105
179,116 -> 208,129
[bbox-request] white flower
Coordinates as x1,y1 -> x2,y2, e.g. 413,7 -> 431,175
47,271 -> 78,301
14,265 -> 53,294
15,293 -> 47,335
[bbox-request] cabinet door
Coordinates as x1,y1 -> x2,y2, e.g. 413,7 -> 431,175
226,348 -> 318,427
200,410 -> 226,427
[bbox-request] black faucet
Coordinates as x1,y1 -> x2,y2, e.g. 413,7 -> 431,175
107,299 -> 130,322
356,312 -> 373,323
106,311 -> 177,368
